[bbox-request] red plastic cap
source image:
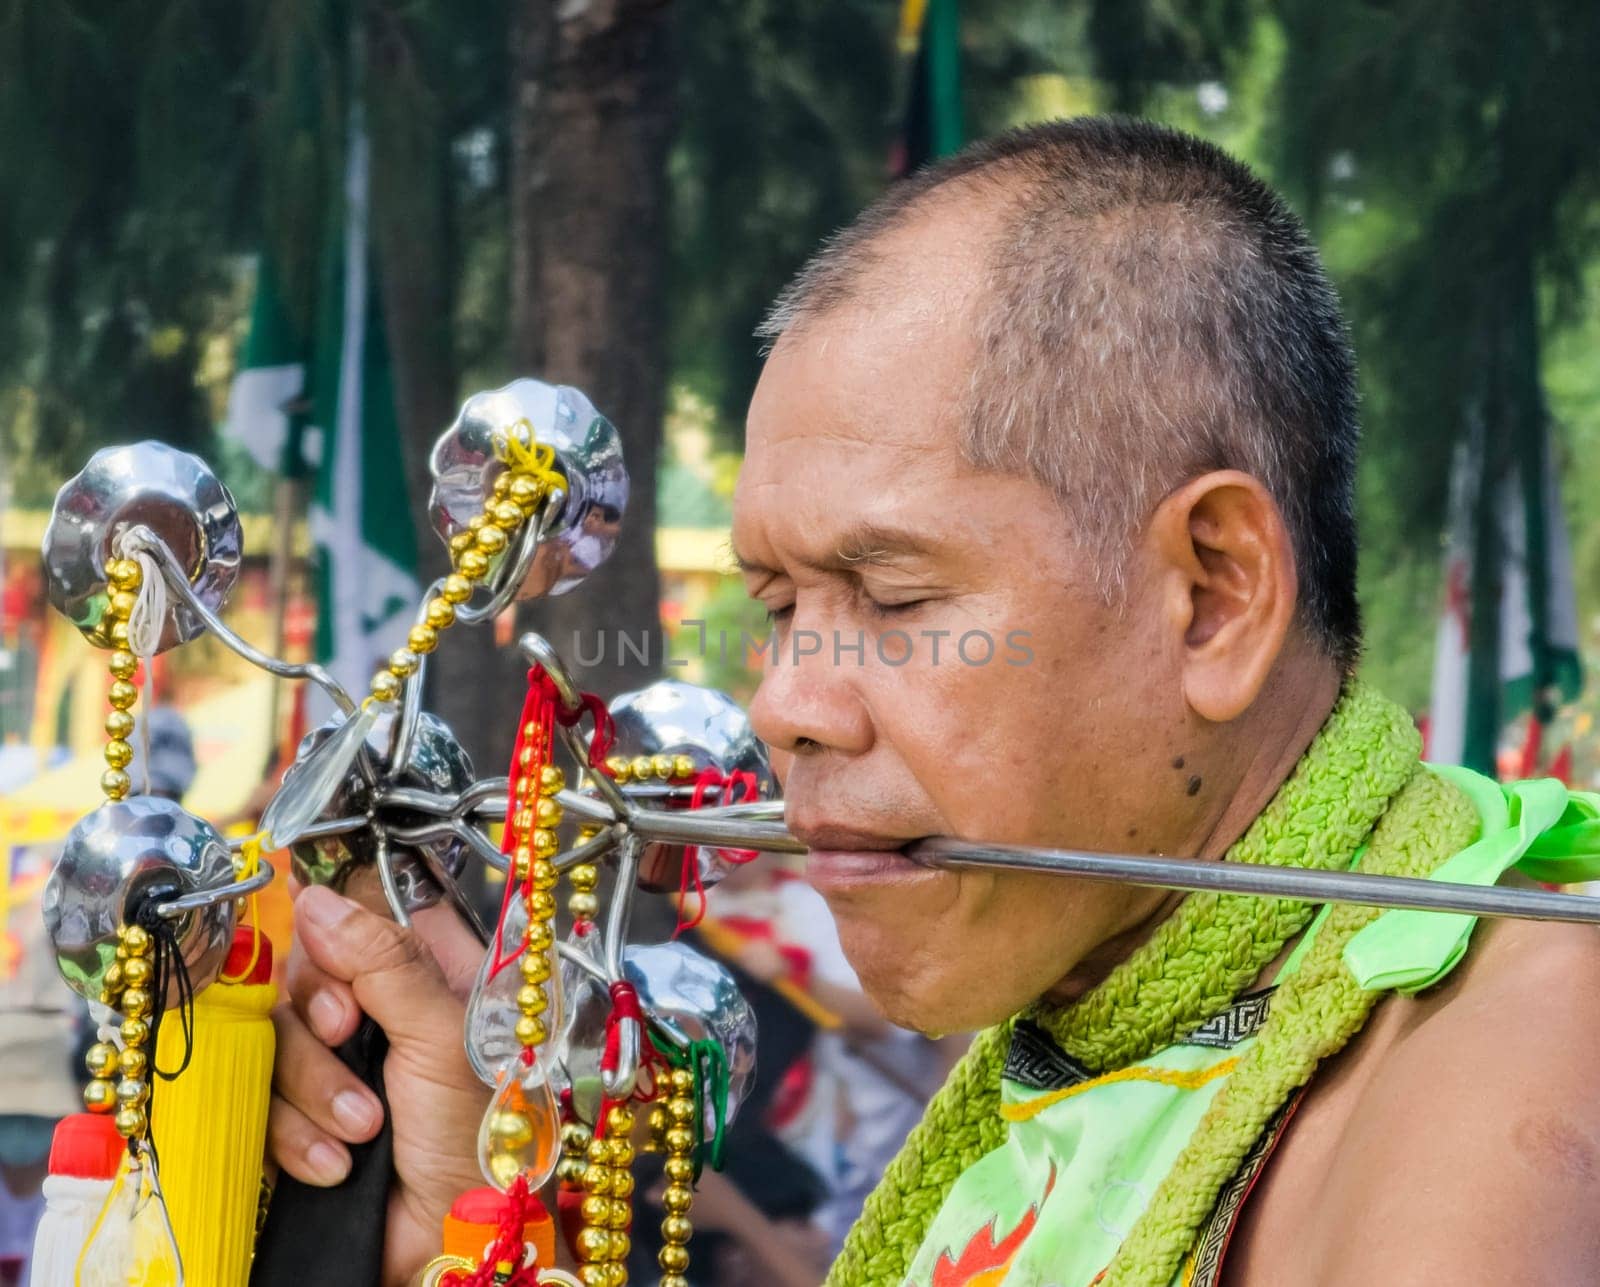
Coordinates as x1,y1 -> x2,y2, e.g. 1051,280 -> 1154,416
450,1186 -> 551,1226
221,926 -> 273,985
48,1113 -> 123,1179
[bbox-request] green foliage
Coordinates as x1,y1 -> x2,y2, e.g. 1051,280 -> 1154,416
0,0 -> 261,484
667,0 -> 897,435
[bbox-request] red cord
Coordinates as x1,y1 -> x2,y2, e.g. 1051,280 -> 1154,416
489,670 -> 558,980
597,980 -> 669,1122
439,1175 -> 543,1286
554,690 -> 617,769
672,767 -> 762,937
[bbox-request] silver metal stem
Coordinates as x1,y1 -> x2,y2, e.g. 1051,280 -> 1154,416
907,837 -> 1600,924
228,815 -> 366,849
456,501 -> 560,625
373,831 -> 412,928
627,810 -> 803,854
599,832 -> 645,1098
555,789 -> 619,828
515,631 -> 633,818
387,817 -> 510,873
553,826 -> 622,873
413,843 -> 490,944
605,834 -> 643,981
128,526 -> 358,716
156,858 -> 276,918
516,631 -> 582,709
376,786 -> 468,816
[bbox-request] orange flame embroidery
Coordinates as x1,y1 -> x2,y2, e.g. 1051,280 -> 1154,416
931,1164 -> 1057,1287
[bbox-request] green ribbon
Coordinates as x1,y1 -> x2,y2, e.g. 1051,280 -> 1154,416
1342,766 -> 1600,993
650,1033 -> 732,1178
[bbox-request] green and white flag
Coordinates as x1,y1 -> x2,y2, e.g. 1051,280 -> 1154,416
223,102 -> 418,709
306,110 -> 419,703
222,253 -> 308,477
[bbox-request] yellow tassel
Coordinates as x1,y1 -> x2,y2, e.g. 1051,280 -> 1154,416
149,928 -> 277,1287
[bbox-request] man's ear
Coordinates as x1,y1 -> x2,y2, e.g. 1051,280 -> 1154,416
1147,470 -> 1298,722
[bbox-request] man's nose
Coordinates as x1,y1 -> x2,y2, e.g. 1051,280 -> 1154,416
748,627 -> 874,758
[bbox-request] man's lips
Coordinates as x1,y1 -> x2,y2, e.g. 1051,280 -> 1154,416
790,822 -> 935,892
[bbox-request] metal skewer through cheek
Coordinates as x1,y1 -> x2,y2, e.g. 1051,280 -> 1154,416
620,805 -> 1600,926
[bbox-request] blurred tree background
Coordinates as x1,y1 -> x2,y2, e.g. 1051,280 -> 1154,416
4,0 -> 1600,750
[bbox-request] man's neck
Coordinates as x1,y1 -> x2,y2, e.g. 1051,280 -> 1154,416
1046,660 -> 1343,1007
1185,665 -> 1344,864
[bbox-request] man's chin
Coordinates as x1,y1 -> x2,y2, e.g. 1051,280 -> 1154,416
835,921 -> 1016,1035
864,974 -> 1012,1037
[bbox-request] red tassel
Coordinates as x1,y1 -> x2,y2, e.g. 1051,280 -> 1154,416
489,670 -> 558,980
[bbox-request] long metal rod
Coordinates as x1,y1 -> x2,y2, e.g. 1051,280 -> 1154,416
628,809 -> 804,853
908,837 -> 1600,924
334,778 -> 1600,926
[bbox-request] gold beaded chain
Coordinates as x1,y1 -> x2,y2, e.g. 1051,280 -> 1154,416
605,754 -> 698,794
568,821 -> 602,929
556,1119 -> 595,1188
577,1104 -> 637,1287
368,435 -> 565,707
654,1068 -> 699,1287
100,558 -> 145,802
514,762 -> 565,1052
82,924 -> 157,1147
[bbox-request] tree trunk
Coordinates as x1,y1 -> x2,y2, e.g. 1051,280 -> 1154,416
509,0 -> 675,700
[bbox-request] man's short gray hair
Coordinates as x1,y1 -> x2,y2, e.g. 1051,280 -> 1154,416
758,117 -> 1361,668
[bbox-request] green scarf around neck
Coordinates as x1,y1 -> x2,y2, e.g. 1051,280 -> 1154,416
826,682 -> 1481,1287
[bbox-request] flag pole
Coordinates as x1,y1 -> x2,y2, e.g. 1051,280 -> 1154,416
264,475 -> 301,766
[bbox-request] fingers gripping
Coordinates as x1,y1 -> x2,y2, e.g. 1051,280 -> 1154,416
295,886 -> 465,1047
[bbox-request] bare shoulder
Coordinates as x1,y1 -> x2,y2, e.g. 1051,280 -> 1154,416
1383,911 -> 1600,1104
1234,913 -> 1600,1285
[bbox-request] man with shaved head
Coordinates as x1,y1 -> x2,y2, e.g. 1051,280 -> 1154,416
270,118 -> 1600,1285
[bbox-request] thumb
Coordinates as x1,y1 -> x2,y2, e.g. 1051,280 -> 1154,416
295,885 -> 465,1049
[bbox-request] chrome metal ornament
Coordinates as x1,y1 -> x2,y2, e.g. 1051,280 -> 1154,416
428,379 -> 627,598
609,680 -> 776,893
284,710 -> 474,912
625,941 -> 757,1126
43,796 -> 237,1003
42,441 -> 242,652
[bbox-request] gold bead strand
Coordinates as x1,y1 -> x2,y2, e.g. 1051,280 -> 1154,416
556,1120 -> 594,1186
605,1103 -> 636,1282
368,444 -> 563,706
82,924 -> 156,1146
516,764 -> 564,1052
577,1103 -> 638,1287
577,1119 -> 619,1286
101,559 -> 144,801
656,1068 -> 698,1287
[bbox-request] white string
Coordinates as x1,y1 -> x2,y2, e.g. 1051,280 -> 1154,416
119,548 -> 166,662
111,538 -> 166,797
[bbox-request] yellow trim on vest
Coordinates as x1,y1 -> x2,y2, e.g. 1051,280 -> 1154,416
999,1057 -> 1241,1124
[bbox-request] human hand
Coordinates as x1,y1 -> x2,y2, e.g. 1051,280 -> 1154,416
268,885 -> 489,1286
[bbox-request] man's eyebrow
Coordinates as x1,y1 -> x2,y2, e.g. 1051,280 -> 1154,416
729,545 -> 772,576
730,524 -> 939,577
831,523 -> 939,568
